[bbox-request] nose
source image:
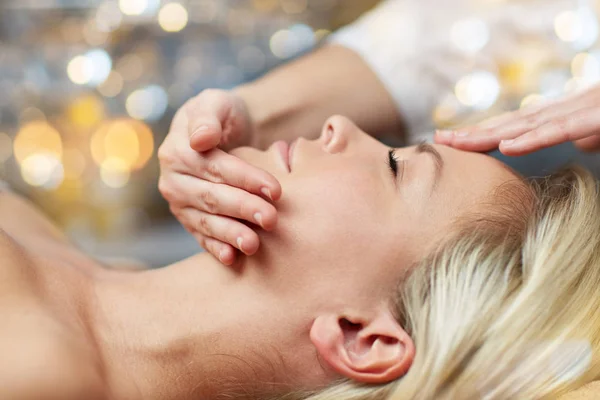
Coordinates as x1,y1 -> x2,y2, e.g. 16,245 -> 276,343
319,115 -> 358,154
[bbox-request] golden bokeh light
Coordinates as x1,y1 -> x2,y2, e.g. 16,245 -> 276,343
101,157 -> 131,188
129,120 -> 155,170
14,121 -> 63,164
158,3 -> 189,33
91,119 -> 154,171
67,95 -> 106,129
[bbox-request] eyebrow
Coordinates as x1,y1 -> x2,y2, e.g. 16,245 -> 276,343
414,142 -> 444,189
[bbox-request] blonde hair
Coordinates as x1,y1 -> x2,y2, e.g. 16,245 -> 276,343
291,165 -> 600,400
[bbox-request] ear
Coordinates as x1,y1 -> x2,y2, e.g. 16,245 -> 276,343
310,309 -> 414,384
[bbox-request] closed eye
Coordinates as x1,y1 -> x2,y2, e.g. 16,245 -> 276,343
388,149 -> 398,177
387,149 -> 405,183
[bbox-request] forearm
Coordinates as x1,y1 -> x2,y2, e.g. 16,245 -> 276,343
236,45 -> 404,149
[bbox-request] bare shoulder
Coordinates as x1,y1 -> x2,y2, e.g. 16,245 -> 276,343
0,232 -> 108,400
0,334 -> 108,400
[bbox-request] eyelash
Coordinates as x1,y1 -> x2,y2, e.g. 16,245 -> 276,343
387,149 -> 404,180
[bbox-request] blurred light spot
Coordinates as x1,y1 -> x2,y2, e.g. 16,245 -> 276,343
86,49 -> 113,86
67,55 -> 93,85
455,71 -> 500,110
62,148 -> 87,179
20,153 -> 64,190
14,121 -> 62,164
158,3 -> 189,32
119,0 -> 149,16
280,0 -> 307,14
126,85 -> 169,121
130,120 -> 155,170
116,54 -> 144,81
96,0 -> 123,32
67,50 -> 113,87
555,10 -> 583,41
0,133 -> 12,163
520,94 -> 546,109
451,18 -> 490,53
19,107 -> 46,123
571,52 -> 600,84
101,158 -> 130,188
270,24 -> 315,59
238,46 -> 266,73
91,119 -> 154,170
92,121 -> 138,168
67,95 -> 105,130
98,71 -> 124,97
555,8 -> 599,49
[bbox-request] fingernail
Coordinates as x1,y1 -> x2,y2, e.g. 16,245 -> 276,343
190,125 -> 210,140
456,131 -> 470,137
501,139 -> 516,146
219,248 -> 228,263
254,213 -> 263,228
237,237 -> 244,252
261,187 -> 273,201
437,130 -> 454,138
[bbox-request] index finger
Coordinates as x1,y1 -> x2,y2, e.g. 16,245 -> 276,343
200,148 -> 283,201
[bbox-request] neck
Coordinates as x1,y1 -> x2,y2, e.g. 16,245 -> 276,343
88,252 -> 331,400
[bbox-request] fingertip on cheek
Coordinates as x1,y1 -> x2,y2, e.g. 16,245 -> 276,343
269,185 -> 283,201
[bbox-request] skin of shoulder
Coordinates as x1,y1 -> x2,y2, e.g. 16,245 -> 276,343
0,200 -> 109,400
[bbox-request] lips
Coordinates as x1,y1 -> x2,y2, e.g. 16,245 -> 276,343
288,139 -> 297,170
273,140 -> 290,172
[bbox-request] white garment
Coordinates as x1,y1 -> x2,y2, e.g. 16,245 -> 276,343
330,0 -> 584,143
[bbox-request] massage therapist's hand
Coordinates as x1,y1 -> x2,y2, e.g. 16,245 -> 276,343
434,84 -> 600,155
158,89 -> 282,266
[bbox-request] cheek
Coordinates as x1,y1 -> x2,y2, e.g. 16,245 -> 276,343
275,170 -> 397,268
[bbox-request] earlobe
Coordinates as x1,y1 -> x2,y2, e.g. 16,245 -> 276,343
310,309 -> 414,384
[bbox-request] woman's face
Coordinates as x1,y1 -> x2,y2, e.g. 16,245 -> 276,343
231,116 -> 520,304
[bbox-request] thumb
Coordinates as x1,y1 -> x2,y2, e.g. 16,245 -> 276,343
189,118 -> 223,152
185,90 -> 233,152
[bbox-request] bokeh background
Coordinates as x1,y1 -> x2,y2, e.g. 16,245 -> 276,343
0,0 -> 599,266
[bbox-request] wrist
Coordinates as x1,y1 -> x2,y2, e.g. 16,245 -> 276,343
234,81 -> 306,150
